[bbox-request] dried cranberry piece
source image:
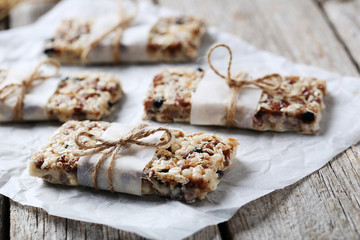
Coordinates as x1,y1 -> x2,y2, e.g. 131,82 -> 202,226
60,76 -> 69,82
175,18 -> 184,24
301,111 -> 315,123
216,170 -> 224,179
153,98 -> 164,108
193,148 -> 203,153
107,101 -> 114,108
44,47 -> 57,56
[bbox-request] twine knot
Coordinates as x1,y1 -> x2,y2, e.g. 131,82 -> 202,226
207,43 -> 282,126
74,123 -> 173,192
81,0 -> 138,63
0,59 -> 60,121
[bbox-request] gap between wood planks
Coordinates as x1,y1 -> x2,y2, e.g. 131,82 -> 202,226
315,0 -> 360,73
1,0 -> 360,239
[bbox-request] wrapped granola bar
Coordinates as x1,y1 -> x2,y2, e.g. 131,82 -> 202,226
44,1 -> 206,64
143,44 -> 326,134
0,61 -> 123,122
29,120 -> 239,203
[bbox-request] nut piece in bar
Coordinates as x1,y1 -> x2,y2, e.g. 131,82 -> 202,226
29,120 -> 238,203
46,73 -> 123,122
143,68 -> 326,134
147,16 -> 206,62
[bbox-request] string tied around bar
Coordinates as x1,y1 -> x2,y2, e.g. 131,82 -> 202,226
81,0 -> 138,63
0,59 -> 60,121
207,43 -> 282,127
73,123 -> 173,192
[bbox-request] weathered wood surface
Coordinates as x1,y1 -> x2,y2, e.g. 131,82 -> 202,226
319,0 -> 360,70
9,200 -> 222,240
1,0 -> 360,239
159,0 -> 360,239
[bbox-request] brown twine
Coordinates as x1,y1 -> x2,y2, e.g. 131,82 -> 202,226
73,123 -> 173,192
0,58 -> 60,121
207,43 -> 282,127
80,0 -> 138,63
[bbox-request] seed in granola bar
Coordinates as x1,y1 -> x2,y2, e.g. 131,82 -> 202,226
196,67 -> 204,72
216,170 -> 224,179
301,111 -> 315,123
44,47 -> 57,56
193,148 -> 203,153
153,98 -> 164,108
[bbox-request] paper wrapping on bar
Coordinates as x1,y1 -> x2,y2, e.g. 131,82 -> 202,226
190,69 -> 263,129
87,14 -> 155,63
0,62 -> 60,122
52,2 -> 181,64
77,123 -> 160,196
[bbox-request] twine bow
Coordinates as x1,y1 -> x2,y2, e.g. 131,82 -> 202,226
207,43 -> 282,126
74,123 -> 173,192
0,59 -> 60,121
81,0 -> 138,63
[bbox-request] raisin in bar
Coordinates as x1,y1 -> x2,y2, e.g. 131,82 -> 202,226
143,68 -> 326,134
0,70 -> 123,122
29,120 -> 238,203
44,16 -> 206,64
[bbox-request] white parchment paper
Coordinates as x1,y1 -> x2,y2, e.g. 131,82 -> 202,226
78,123 -> 162,196
1,0 -> 360,239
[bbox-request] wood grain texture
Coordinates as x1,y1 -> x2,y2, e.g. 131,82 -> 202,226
319,0 -> 360,70
4,0 -> 360,239
9,200 -> 222,240
159,0 -> 360,239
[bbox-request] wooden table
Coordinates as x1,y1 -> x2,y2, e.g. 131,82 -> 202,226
1,0 -> 360,239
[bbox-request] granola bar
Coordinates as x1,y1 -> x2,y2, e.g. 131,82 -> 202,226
147,16 -> 206,62
46,72 -> 123,122
44,16 -> 206,64
143,68 -> 326,134
0,70 -> 123,122
29,120 -> 238,203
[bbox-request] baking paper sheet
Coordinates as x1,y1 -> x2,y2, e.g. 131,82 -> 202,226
1,0 -> 360,239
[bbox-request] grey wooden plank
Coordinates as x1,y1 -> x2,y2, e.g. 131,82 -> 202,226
159,0 -> 360,239
319,0 -> 360,71
10,200 -> 221,240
